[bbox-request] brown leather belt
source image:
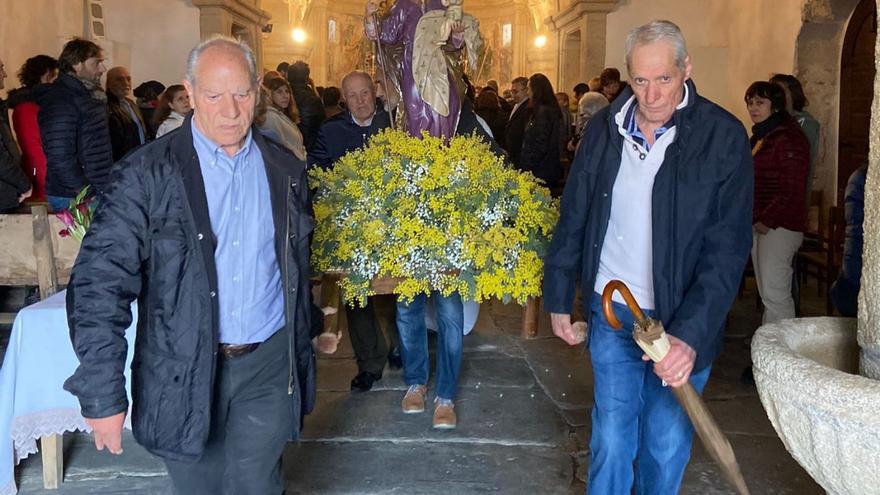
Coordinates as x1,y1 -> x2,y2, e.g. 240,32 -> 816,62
218,342 -> 260,359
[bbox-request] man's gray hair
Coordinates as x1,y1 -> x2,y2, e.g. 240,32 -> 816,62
625,20 -> 689,73
185,36 -> 259,88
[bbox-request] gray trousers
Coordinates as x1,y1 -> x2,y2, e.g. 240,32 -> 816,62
164,329 -> 292,495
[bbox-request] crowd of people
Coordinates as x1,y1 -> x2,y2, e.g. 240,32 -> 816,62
0,17 -> 868,495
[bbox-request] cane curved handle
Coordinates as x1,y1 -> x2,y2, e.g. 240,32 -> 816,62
601,280 -> 648,330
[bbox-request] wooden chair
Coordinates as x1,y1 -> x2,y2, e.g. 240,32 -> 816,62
0,205 -> 79,489
825,205 -> 847,315
796,192 -> 830,296
795,204 -> 846,315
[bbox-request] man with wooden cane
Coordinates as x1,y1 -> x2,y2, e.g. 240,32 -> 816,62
543,20 -> 753,494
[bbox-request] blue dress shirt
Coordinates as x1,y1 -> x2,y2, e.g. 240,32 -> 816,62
192,122 -> 285,344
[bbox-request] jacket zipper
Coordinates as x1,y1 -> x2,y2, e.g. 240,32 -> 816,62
285,175 -> 295,395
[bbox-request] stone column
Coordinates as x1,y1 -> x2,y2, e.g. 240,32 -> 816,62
192,0 -> 272,68
547,0 -> 616,92
858,0 -> 880,379
512,0 -> 530,79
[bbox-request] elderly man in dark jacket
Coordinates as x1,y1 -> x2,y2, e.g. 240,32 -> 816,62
64,37 -> 316,495
308,71 -> 399,392
544,21 -> 752,494
287,61 -> 326,150
35,38 -> 112,212
0,57 -> 32,211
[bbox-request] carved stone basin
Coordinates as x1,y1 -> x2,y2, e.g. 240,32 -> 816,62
752,317 -> 880,495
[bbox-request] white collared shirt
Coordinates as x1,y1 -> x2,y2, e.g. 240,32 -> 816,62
593,85 -> 689,309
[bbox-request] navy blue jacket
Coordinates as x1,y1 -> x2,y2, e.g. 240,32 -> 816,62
308,109 -> 392,169
309,103 -> 502,169
543,81 -> 753,371
831,164 -> 866,317
35,73 -> 114,197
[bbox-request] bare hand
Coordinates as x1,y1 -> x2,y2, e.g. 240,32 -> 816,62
551,313 -> 581,345
313,331 -> 342,354
85,412 -> 126,455
18,187 -> 32,203
645,335 -> 695,388
754,222 -> 770,235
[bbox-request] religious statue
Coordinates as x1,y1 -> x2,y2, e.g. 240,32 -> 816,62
364,0 -> 482,139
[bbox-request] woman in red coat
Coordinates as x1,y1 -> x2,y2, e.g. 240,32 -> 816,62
746,81 -> 810,324
7,55 -> 58,202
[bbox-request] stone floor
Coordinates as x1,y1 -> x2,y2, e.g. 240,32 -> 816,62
6,279 -> 828,494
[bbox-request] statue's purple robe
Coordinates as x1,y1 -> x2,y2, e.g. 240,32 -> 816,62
369,0 -> 462,139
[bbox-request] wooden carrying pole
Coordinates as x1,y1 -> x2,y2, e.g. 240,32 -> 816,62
601,280 -> 751,495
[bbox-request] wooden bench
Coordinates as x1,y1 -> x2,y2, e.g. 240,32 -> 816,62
0,205 -> 79,489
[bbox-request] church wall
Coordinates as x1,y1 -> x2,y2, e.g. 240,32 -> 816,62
0,0 -> 84,97
0,0 -> 201,96
604,0 -> 804,127
102,0 -> 202,87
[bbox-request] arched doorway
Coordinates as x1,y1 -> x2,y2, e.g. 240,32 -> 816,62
838,0 -> 877,199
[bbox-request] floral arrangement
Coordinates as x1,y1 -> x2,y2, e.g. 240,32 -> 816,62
56,186 -> 96,241
309,129 -> 559,307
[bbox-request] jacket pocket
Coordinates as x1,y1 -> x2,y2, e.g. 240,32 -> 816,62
148,218 -> 190,311
131,349 -> 194,454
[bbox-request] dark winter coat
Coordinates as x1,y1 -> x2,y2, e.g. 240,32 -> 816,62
107,92 -> 146,161
63,116 -> 317,461
751,115 -> 810,232
289,79 -> 326,150
0,98 -> 32,210
543,80 -> 754,372
830,164 -> 867,317
504,100 -> 530,167
519,104 -> 562,187
35,72 -> 113,197
308,109 -> 392,169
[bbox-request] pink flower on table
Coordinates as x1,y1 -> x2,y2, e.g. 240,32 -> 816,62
56,209 -> 75,228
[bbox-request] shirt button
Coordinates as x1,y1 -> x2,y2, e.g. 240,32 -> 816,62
603,193 -> 608,198
234,207 -> 240,212
291,181 -> 298,188
289,287 -> 297,293
233,276 -> 239,282
210,291 -> 216,298
233,241 -> 239,247
198,233 -> 204,240
593,244 -> 598,248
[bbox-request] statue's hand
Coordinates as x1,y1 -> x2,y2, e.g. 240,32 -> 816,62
366,0 -> 380,15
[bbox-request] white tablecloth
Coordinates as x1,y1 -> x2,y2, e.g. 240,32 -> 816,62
0,290 -> 136,495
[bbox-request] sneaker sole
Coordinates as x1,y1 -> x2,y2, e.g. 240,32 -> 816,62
432,423 -> 456,429
402,407 -> 425,414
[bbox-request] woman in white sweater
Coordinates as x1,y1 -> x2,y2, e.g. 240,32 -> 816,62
259,76 -> 307,161
153,85 -> 191,138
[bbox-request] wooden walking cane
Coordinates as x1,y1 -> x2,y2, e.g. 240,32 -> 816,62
601,280 -> 751,495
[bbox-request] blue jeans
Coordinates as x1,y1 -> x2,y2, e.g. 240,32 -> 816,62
396,291 -> 463,400
47,195 -> 73,212
587,293 -> 711,495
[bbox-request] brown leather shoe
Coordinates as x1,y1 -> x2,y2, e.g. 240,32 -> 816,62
401,385 -> 427,414
432,399 -> 457,429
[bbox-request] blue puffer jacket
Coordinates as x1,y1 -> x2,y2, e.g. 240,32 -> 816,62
543,80 -> 753,372
35,72 -> 114,197
830,164 -> 866,317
